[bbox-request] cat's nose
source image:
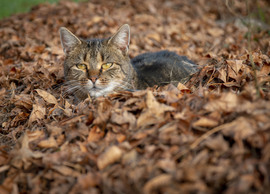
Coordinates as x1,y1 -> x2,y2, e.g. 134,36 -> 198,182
90,76 -> 98,83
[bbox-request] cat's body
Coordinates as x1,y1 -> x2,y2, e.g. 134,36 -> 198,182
60,24 -> 197,101
132,51 -> 197,89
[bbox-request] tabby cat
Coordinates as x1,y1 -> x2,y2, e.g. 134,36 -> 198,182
59,24 -> 197,100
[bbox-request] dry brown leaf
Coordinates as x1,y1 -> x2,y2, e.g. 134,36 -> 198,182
0,165 -> 9,174
110,110 -> 136,127
259,63 -> 270,77
93,99 -> 112,126
192,116 -> 219,128
227,64 -> 238,80
36,89 -> 58,104
227,60 -> 243,74
27,130 -> 46,142
28,103 -> 46,125
97,146 -> 123,170
10,112 -> 29,127
46,124 -> 63,136
122,149 -> 138,165
87,125 -> 105,143
60,115 -> 86,125
147,32 -> 161,42
237,174 -> 255,192
38,136 -> 58,148
221,117 -> 255,139
218,68 -> 227,83
177,82 -> 189,91
52,165 -> 81,177
137,91 -> 174,127
204,92 -> 239,113
205,134 -> 229,152
156,159 -> 176,173
207,28 -> 224,37
143,174 -> 172,194
76,173 -> 100,189
13,94 -> 33,110
0,177 -> 14,194
11,132 -> 43,168
116,134 -> 126,143
86,16 -> 103,26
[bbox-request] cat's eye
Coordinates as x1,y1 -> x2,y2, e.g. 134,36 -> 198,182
102,63 -> 113,70
76,64 -> 87,70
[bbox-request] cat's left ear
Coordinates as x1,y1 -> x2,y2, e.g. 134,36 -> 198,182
108,24 -> 130,55
59,27 -> 81,55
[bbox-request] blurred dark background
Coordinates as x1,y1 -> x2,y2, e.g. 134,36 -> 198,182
0,0 -> 86,19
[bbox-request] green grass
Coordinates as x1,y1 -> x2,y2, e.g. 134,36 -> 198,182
0,0 -> 86,19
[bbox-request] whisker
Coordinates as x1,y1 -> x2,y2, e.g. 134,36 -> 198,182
64,85 -> 80,93
62,85 -> 81,97
52,80 -> 80,90
59,77 -> 137,99
71,87 -> 85,96
63,87 -> 81,98
117,80 -> 134,89
159,80 -> 180,85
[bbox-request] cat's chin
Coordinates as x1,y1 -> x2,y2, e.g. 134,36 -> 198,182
88,82 -> 119,98
89,88 -> 105,98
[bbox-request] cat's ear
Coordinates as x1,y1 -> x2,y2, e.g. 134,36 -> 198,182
59,27 -> 81,55
108,24 -> 130,55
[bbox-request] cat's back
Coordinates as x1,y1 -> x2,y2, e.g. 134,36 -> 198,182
131,50 -> 198,88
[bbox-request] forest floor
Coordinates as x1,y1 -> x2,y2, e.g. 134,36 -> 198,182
0,0 -> 270,193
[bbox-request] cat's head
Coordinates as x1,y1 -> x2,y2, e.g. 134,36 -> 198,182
59,24 -> 134,100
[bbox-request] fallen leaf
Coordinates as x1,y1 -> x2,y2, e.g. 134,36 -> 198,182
221,117 -> 255,140
110,110 -> 136,127
38,136 -> 58,148
226,60 -> 243,74
28,103 -> 46,125
87,125 -> 105,143
52,165 -> 81,177
36,89 -> 58,104
192,116 -> 219,128
205,134 -> 229,152
207,28 -> 224,37
143,174 -> 172,194
137,91 -> 174,127
218,67 -> 227,83
13,94 -> 33,110
76,173 -> 100,189
97,146 -> 123,170
204,92 -> 239,113
11,132 -> 44,168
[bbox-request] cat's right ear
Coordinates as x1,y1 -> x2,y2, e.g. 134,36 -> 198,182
108,24 -> 130,56
59,27 -> 81,55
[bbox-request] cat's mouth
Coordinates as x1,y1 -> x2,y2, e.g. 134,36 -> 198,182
88,86 -> 109,98
87,81 -> 119,98
90,82 -> 104,90
90,86 -> 101,91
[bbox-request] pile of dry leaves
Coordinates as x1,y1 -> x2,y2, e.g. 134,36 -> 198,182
0,0 -> 270,193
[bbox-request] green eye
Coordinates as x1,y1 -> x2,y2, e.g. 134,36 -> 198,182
76,64 -> 87,70
102,63 -> 113,70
